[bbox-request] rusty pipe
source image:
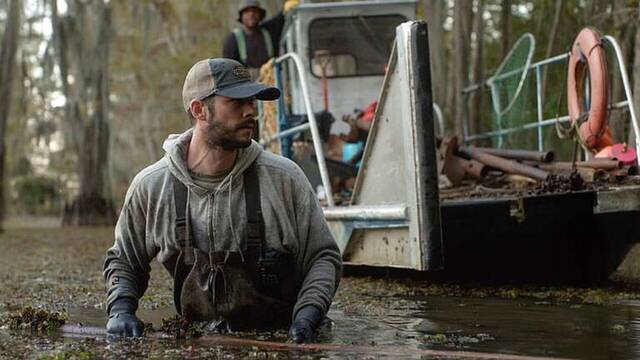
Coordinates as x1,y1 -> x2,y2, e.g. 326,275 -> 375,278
531,160 -> 622,171
560,167 -> 608,182
537,167 -> 606,182
535,163 -> 605,180
576,168 -> 607,182
576,159 -> 622,170
459,158 -> 488,179
475,147 -> 555,163
459,146 -> 550,181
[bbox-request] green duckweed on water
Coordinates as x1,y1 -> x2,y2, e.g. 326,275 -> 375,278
159,315 -> 206,339
7,306 -> 67,333
422,332 -> 496,348
1,227 -> 640,359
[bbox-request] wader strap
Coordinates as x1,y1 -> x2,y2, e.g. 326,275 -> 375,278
244,163 -> 264,255
232,28 -> 248,64
232,28 -> 274,65
261,28 -> 274,59
172,175 -> 189,249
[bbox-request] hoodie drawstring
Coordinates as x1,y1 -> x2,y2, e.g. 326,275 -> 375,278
227,174 -> 246,263
209,174 -> 245,264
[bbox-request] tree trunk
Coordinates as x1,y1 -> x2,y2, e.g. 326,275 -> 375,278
53,0 -> 115,226
540,0 -> 562,106
469,0 -> 485,136
501,0 -> 512,59
452,0 -> 473,137
0,0 -> 21,229
584,0 -> 605,24
424,0 -> 447,113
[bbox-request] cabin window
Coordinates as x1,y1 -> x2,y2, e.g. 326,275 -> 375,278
308,15 -> 406,78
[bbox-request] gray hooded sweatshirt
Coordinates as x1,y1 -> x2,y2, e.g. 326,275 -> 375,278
103,128 -> 342,321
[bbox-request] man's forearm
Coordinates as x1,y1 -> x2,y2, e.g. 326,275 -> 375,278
103,250 -> 150,313
293,251 -> 342,319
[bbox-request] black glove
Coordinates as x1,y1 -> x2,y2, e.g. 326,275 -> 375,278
289,305 -> 322,344
106,298 -> 144,337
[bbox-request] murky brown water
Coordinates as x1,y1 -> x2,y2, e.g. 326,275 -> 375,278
1,226 -> 639,359
22,296 -> 640,359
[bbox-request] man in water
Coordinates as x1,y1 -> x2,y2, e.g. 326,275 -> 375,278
103,58 -> 342,343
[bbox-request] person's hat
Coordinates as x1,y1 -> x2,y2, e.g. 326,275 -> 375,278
182,58 -> 280,113
237,0 -> 266,22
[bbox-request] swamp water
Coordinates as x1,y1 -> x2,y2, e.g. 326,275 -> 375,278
0,227 -> 639,359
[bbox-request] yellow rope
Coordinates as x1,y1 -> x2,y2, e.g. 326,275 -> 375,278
258,59 -> 280,154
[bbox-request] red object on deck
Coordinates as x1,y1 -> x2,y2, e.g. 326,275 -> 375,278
595,143 -> 637,166
361,101 -> 377,123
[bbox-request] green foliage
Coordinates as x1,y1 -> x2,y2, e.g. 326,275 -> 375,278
12,174 -> 62,215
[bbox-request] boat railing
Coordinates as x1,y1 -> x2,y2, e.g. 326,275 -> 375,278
266,52 -> 335,206
461,35 -> 640,157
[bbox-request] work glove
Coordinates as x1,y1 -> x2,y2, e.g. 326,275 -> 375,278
106,298 -> 144,338
289,305 -> 322,344
283,0 -> 299,14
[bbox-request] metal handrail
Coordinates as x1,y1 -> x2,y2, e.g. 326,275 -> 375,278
323,204 -> 407,221
261,123 -> 311,146
433,103 -> 445,136
604,35 -> 640,157
272,52 -> 335,207
462,35 -> 640,157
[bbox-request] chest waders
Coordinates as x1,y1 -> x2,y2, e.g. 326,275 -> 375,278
232,28 -> 274,66
171,163 -> 297,329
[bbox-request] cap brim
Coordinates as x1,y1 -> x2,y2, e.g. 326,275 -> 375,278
216,82 -> 281,101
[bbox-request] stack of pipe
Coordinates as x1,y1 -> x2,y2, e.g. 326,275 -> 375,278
437,136 -> 638,185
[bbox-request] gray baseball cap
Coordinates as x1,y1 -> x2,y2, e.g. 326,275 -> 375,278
182,58 -> 280,113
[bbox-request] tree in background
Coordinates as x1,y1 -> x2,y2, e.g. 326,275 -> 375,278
0,0 -> 639,218
52,0 -> 115,225
450,0 -> 473,136
108,0 -> 233,204
469,0 -> 485,135
501,0 -> 512,59
424,0 -> 447,112
0,0 -> 21,230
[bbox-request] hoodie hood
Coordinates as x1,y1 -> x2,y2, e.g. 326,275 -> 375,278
162,128 -> 262,196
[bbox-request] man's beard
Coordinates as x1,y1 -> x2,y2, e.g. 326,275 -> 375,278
204,117 -> 255,150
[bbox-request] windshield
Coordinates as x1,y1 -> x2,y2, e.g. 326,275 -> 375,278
308,15 -> 406,78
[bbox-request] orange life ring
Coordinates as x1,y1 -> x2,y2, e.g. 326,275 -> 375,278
566,27 -> 613,152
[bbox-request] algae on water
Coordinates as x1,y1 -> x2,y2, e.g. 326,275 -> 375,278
8,306 -> 68,333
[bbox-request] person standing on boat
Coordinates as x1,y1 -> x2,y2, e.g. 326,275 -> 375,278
103,58 -> 342,343
222,0 -> 298,80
